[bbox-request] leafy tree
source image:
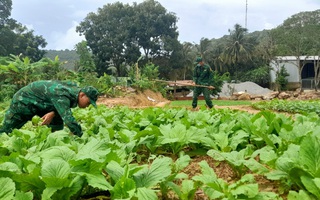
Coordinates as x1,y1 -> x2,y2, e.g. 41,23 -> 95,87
132,0 -> 179,60
180,42 -> 196,80
275,65 -> 289,91
194,38 -> 212,62
0,0 -> 47,61
75,41 -> 95,73
223,24 -> 256,80
271,9 -> 320,90
0,54 -> 48,88
0,0 -> 12,25
77,2 -> 137,76
76,0 -> 179,77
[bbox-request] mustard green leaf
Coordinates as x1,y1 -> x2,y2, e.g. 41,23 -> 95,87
133,156 -> 172,188
14,190 -> 33,200
136,187 -> 158,200
75,138 -> 110,162
0,177 -> 15,200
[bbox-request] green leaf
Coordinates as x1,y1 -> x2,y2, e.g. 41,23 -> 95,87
244,158 -> 269,174
85,173 -> 113,190
112,177 -> 136,199
106,160 -> 125,182
136,187 -> 158,200
231,183 -> 259,198
265,170 -> 288,181
41,160 -> 71,187
39,146 -> 76,162
133,156 -> 172,188
173,154 -> 191,172
0,162 -> 21,173
75,138 -> 110,162
301,176 -> 320,198
180,180 -> 197,200
287,190 -> 313,200
0,177 -> 15,200
14,191 -> 33,200
299,135 -> 320,177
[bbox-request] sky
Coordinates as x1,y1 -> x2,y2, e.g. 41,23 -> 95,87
10,0 -> 320,50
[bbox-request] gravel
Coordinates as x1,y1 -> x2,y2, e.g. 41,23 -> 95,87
218,81 -> 272,97
186,81 -> 272,97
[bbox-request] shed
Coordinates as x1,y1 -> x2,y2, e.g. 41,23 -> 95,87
270,56 -> 320,90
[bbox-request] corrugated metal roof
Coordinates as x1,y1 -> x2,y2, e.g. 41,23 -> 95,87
275,56 -> 320,61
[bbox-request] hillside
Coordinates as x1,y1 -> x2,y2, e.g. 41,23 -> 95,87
44,49 -> 79,70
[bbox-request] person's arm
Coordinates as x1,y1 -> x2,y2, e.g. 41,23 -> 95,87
41,111 -> 55,125
52,98 -> 83,136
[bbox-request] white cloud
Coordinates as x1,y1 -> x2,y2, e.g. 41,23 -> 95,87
49,21 -> 85,50
10,0 -> 320,50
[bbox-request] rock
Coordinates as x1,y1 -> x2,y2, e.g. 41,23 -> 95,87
238,93 -> 251,100
278,92 -> 291,99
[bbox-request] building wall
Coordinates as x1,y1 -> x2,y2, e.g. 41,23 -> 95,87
270,59 -> 300,83
269,56 -> 319,90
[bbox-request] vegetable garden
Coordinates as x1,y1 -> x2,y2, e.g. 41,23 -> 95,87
1,98 -> 320,200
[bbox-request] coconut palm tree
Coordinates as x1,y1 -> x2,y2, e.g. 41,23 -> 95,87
223,24 -> 255,80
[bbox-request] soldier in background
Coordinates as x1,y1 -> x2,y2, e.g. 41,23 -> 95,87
191,56 -> 214,110
0,80 -> 98,136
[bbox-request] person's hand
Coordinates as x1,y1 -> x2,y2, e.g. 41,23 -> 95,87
41,111 -> 55,125
208,86 -> 215,90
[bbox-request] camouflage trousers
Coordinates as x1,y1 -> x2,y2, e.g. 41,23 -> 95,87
0,103 -> 63,134
192,87 -> 213,109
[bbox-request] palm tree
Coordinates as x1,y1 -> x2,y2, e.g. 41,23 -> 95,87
181,42 -> 196,80
223,24 -> 255,79
195,38 -> 213,62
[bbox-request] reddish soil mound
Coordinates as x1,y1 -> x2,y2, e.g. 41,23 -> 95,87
97,89 -> 170,108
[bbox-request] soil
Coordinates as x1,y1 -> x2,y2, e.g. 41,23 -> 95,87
94,90 -> 284,199
97,89 -> 171,108
97,89 -> 259,113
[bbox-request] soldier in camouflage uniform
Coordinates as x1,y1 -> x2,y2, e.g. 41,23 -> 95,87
0,80 -> 99,136
192,56 -> 214,109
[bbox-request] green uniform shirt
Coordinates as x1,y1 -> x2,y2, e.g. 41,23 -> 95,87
193,64 -> 213,86
11,80 -> 82,135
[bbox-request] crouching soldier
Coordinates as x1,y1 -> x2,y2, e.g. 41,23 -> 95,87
0,80 -> 99,136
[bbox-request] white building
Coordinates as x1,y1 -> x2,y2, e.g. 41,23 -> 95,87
270,56 -> 320,90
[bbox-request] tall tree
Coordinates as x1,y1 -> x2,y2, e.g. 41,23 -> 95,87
75,41 -> 95,73
0,0 -> 47,61
194,38 -> 212,62
0,0 -> 12,25
77,0 -> 179,77
223,24 -> 256,80
272,9 -> 320,90
77,2 -> 135,76
132,0 -> 179,60
180,42 -> 196,80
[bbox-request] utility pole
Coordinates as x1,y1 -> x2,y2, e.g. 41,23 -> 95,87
245,0 -> 248,28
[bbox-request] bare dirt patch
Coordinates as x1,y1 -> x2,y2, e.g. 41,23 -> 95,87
215,105 -> 261,114
97,89 -> 260,113
97,89 -> 171,108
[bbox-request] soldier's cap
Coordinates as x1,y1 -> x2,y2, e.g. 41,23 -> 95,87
194,56 -> 203,64
81,86 -> 99,108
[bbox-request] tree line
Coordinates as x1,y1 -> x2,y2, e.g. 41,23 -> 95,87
1,0 -> 320,96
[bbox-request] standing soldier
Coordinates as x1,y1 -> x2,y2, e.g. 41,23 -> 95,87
0,80 -> 99,136
192,56 -> 214,109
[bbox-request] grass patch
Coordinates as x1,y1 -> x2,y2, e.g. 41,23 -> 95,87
169,100 -> 252,107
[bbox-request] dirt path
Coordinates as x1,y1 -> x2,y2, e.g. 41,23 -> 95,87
97,90 -> 260,114
215,105 -> 261,114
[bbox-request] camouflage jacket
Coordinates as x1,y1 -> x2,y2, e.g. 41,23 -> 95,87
12,80 -> 83,136
193,64 -> 214,86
